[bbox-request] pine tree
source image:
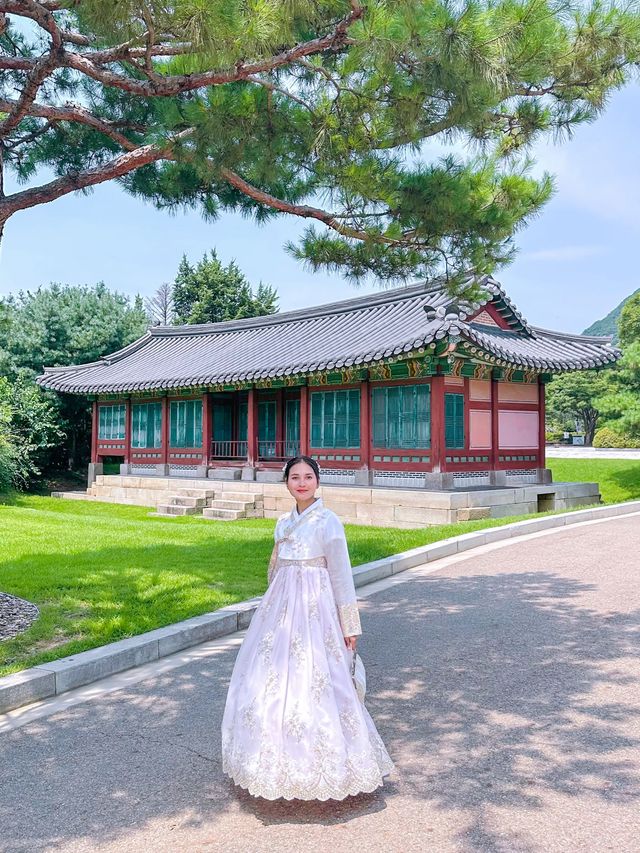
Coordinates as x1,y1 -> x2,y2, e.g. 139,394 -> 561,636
172,251 -> 278,324
2,2 -> 640,287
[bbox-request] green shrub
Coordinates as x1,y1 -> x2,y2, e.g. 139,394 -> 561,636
593,427 -> 640,448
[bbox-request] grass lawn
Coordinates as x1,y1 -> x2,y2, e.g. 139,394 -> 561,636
548,458 -> 640,504
1,457 -> 638,677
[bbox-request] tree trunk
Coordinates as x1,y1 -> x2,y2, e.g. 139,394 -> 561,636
583,408 -> 599,446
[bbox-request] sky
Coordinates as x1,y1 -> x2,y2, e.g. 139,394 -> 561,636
0,84 -> 638,335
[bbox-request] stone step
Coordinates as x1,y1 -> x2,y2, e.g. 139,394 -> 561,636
208,499 -> 254,511
175,488 -> 216,499
169,496 -> 208,508
156,504 -> 200,516
222,491 -> 262,503
202,507 -> 246,521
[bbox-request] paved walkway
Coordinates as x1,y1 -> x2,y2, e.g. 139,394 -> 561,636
546,446 -> 640,459
2,516 -> 639,853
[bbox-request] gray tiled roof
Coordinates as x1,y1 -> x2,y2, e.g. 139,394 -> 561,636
37,276 -> 620,394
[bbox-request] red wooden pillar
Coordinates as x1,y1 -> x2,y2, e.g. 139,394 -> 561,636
124,398 -> 131,463
91,401 -> 99,463
359,378 -> 371,472
491,371 -> 500,470
161,396 -> 169,467
202,391 -> 211,467
538,376 -> 546,468
430,374 -> 445,472
247,387 -> 258,465
299,385 -> 309,456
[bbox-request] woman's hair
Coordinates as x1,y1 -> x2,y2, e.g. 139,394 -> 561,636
282,455 -> 321,482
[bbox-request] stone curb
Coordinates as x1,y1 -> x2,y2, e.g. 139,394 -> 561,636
2,500 -> 639,715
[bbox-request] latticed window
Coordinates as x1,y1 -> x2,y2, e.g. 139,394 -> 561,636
372,384 -> 430,448
98,404 -> 126,440
170,399 -> 202,448
445,392 -> 465,448
311,389 -> 360,448
131,402 -> 162,448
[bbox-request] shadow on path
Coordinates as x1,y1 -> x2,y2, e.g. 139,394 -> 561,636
1,564 -> 639,851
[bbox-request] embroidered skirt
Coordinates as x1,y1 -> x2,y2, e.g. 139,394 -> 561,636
221,557 -> 395,800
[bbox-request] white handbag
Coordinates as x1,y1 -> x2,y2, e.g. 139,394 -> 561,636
350,649 -> 367,703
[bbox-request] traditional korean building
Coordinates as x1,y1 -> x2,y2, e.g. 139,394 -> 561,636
38,275 -> 619,493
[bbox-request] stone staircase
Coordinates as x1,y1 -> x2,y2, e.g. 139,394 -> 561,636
156,488 -> 263,521
202,492 -> 263,521
156,487 -> 216,517
54,475 -> 264,522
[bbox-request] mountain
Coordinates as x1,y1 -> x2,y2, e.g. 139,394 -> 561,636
583,288 -> 640,342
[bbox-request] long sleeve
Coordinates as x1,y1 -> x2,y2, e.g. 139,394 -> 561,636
323,512 -> 362,637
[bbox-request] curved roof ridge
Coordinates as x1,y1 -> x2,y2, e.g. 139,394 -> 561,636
148,279 -> 451,337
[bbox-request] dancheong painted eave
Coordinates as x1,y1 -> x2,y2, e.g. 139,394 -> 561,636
36,275 -> 621,395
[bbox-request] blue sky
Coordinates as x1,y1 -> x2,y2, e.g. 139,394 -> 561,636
0,84 -> 638,335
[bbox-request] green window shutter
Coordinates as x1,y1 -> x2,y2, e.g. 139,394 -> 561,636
445,393 -> 464,448
372,388 -> 387,447
416,384 -> 431,448
258,401 -> 276,442
285,399 -> 300,455
98,404 -> 125,440
131,403 -> 161,448
131,404 -> 144,448
237,400 -> 248,442
213,401 -> 233,442
323,393 -> 335,447
334,390 -> 348,446
310,393 -> 323,446
152,403 -> 162,448
170,400 -> 202,447
186,400 -> 195,445
386,386 -> 400,447
347,389 -> 360,447
399,386 -> 416,448
169,402 -> 177,447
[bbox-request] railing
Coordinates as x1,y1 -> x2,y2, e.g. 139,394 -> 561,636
258,440 -> 300,461
209,439 -> 300,461
210,440 -> 248,460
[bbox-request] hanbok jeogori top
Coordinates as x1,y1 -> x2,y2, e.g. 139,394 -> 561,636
272,498 -> 362,637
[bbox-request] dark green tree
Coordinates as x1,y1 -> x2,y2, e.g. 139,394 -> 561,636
545,370 -> 612,446
596,292 -> 640,439
0,283 -> 148,470
0,374 -> 63,490
172,251 -> 278,324
2,2 -> 640,288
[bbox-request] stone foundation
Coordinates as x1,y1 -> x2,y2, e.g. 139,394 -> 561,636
56,472 -> 602,528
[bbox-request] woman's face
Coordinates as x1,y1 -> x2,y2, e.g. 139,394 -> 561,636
286,461 -> 319,502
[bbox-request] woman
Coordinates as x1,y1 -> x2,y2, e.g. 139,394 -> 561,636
221,455 -> 395,800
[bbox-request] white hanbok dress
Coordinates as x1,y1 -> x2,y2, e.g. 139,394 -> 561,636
221,498 -> 395,800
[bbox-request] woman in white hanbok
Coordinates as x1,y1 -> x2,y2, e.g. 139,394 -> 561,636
221,456 -> 395,800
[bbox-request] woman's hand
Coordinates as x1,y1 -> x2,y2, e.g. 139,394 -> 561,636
344,635 -> 357,651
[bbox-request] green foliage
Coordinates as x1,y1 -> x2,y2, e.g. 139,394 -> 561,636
172,251 -> 278,324
3,1 -> 640,284
0,376 -> 63,490
596,294 -> 640,438
545,370 -> 612,445
618,291 -> 640,347
0,385 -> 19,492
593,427 -> 640,448
0,283 -> 148,377
0,283 -> 148,472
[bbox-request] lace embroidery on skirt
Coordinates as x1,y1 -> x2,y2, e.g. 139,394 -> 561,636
221,558 -> 394,800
